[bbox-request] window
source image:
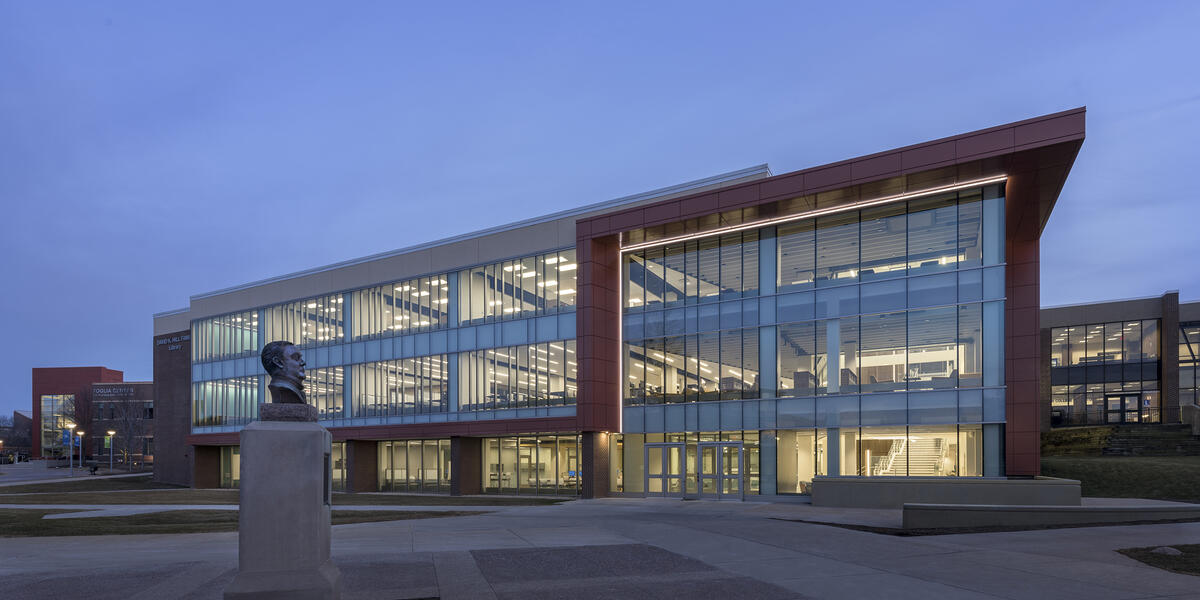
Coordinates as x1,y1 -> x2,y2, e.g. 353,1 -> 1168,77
192,377 -> 260,427
778,221 -> 815,292
625,233 -> 758,309
907,194 -> 958,276
860,312 -> 906,393
460,249 -> 576,324
378,439 -> 451,493
1049,318 -> 1165,426
815,213 -> 859,286
352,356 -> 448,418
192,310 -> 258,362
264,294 -> 344,347
859,204 -> 906,281
304,367 -> 345,421
1181,322 -> 1200,412
352,274 -> 450,339
39,394 -> 75,457
459,341 -> 577,410
481,434 -> 580,495
624,329 -> 759,406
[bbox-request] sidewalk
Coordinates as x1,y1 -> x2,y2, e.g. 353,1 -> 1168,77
4,503 -> 522,519
0,461 -> 151,486
3,498 -> 1200,599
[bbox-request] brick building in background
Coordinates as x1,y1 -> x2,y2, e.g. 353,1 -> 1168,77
32,367 -> 123,459
89,381 -> 155,467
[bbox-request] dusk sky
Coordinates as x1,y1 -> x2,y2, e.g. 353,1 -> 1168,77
2,2 -> 1197,417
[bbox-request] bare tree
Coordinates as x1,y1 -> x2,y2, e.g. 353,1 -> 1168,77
111,400 -> 146,471
10,416 -> 31,454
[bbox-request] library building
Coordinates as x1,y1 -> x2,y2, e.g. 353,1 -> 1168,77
153,108 -> 1086,499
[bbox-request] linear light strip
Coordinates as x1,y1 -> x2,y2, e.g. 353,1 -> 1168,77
617,253 -> 623,434
619,174 -> 1008,253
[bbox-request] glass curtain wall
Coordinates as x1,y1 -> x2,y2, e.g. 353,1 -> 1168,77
459,249 -> 577,325
377,439 -> 451,492
459,341 -> 577,410
625,231 -> 759,309
39,394 -> 75,457
191,247 -> 584,430
304,367 -> 345,420
1182,322 -> 1200,411
192,310 -> 259,362
1050,320 -> 1161,425
778,304 -> 982,396
625,329 -> 759,404
192,376 -> 261,427
481,435 -> 581,495
625,186 -> 1001,408
776,425 -> 982,493
620,184 -> 1001,489
264,294 -> 345,347
351,274 -> 450,339
351,355 -> 448,417
775,188 -> 993,398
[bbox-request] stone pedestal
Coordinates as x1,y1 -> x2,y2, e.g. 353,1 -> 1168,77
224,410 -> 341,599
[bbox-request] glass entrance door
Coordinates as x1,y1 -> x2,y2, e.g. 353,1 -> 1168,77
697,442 -> 743,500
1105,394 -> 1141,423
644,443 -> 686,497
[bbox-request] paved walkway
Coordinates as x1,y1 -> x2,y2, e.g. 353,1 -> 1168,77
5,503 -> 522,519
4,498 -> 1200,599
0,462 -> 150,485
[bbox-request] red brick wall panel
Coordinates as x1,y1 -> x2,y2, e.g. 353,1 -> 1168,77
31,367 -> 124,458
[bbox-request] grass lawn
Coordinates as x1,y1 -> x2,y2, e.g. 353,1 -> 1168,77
0,477 -> 566,506
0,508 -> 485,537
1118,544 -> 1200,576
1041,456 -> 1200,503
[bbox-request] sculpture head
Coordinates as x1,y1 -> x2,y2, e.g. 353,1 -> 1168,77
261,340 -> 306,385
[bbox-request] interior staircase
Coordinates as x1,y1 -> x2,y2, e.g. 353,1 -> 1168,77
872,438 -> 946,476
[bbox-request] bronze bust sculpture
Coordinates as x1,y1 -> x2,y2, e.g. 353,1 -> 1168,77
261,340 -> 307,404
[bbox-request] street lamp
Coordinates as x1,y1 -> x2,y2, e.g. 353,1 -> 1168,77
76,430 -> 85,471
107,430 -> 116,474
67,423 -> 76,476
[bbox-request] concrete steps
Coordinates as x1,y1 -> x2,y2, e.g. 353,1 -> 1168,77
1101,424 -> 1200,456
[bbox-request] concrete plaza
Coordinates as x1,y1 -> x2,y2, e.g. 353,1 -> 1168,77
3,498 -> 1200,599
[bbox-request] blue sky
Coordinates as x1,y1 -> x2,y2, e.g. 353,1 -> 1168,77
2,2 -> 1198,416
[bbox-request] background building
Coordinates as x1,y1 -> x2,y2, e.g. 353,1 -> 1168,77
0,410 -> 33,460
89,381 -> 155,467
32,366 -> 123,459
154,108 -> 1085,497
1041,292 -> 1200,428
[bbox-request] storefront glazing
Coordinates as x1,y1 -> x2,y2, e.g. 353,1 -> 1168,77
377,439 -> 451,492
481,434 -> 581,495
